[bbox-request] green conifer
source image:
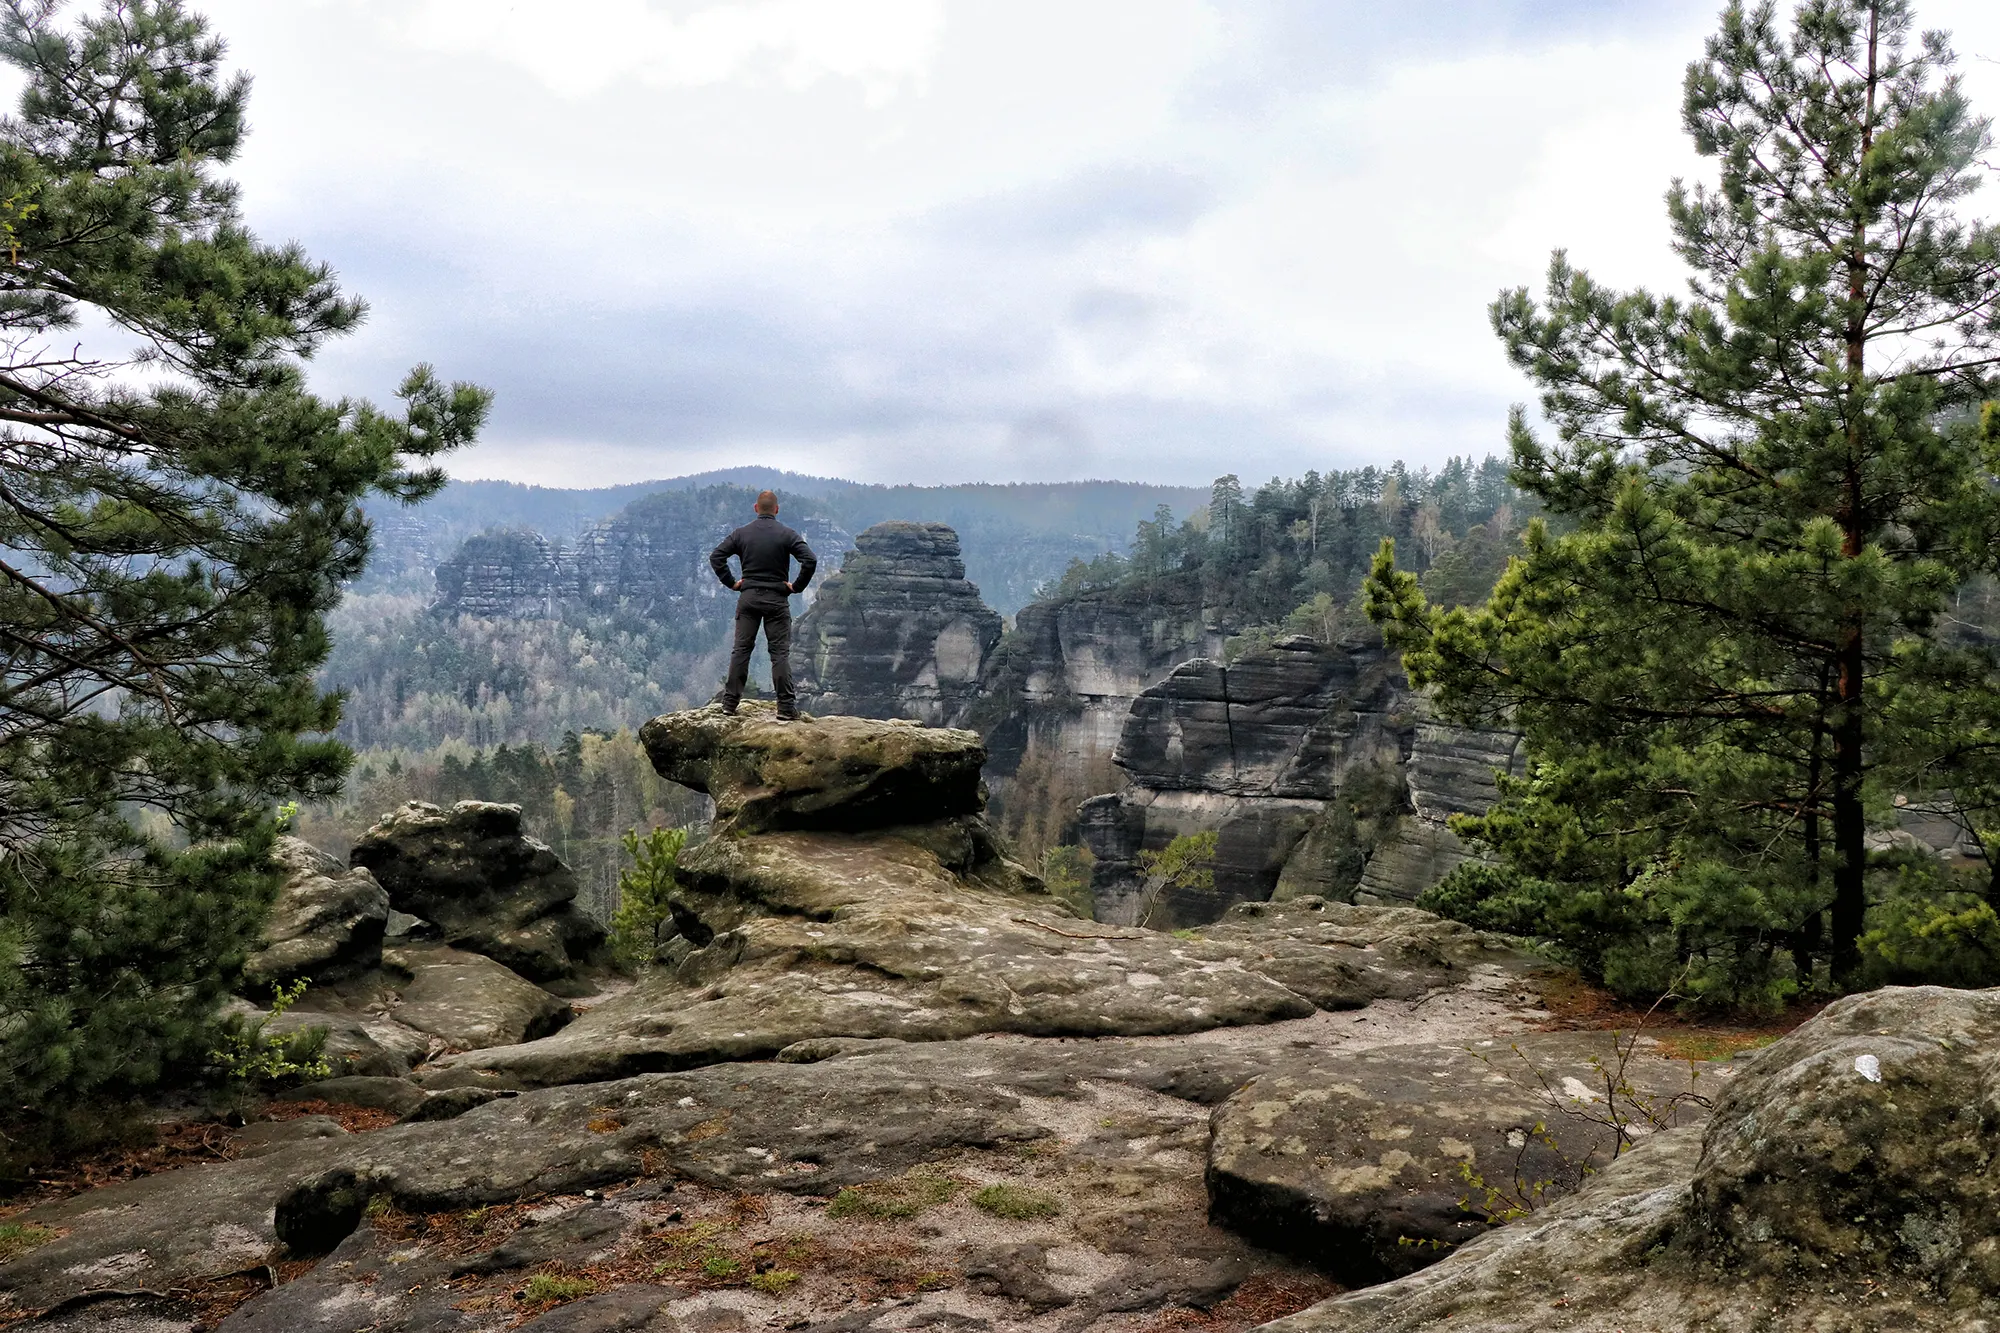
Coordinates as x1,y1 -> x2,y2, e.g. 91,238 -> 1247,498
1367,0 -> 2000,989
0,0 -> 488,1125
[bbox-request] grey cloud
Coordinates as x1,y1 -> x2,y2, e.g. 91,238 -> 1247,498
918,163 -> 1215,250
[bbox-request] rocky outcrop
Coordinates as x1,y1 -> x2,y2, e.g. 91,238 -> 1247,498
382,944 -> 574,1051
1080,632 -> 1523,925
637,704 -> 987,834
1,699 -> 1573,1332
792,521 -> 1005,724
1082,634 -> 1403,926
1268,985 -> 2000,1332
349,801 -> 605,982
432,705 -> 1527,1088
977,575 -> 1219,792
243,837 -> 390,990
430,528 -> 572,617
1352,723 -> 1522,905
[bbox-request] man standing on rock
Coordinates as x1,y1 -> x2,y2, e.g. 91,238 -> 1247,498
710,490 -> 817,719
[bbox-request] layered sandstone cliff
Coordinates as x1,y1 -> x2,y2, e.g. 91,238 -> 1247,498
1081,633 -> 1520,926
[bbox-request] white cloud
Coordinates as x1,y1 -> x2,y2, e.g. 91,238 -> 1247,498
389,0 -> 946,101
65,0 -> 2000,485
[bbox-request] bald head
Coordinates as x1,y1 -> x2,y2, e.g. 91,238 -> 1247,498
755,490 -> 779,515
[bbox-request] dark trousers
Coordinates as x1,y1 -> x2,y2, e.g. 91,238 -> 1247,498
723,590 -> 793,708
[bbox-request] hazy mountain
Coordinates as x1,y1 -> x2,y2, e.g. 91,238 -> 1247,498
359,468 -> 1211,614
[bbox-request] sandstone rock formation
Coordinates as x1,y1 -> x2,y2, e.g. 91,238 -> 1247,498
792,521 -> 1005,724
1079,633 -> 1522,925
430,527 -> 572,617
1269,985 -> 2000,1332
637,704 -> 986,833
435,704 -> 1528,1088
1207,1027 -> 1715,1286
1353,721 -> 1522,906
243,836 -> 390,990
1082,635 -> 1402,925
349,801 -> 605,982
381,944 -> 574,1051
977,574 -> 1221,815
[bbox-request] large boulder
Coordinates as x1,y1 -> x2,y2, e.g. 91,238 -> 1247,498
242,837 -> 390,990
792,520 -> 1006,726
349,801 -> 604,981
1206,1029 -> 1720,1286
383,944 -> 573,1051
637,703 -> 986,833
1268,985 -> 2000,1332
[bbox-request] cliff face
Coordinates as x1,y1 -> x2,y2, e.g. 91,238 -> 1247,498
431,488 -> 853,622
1080,633 -> 1520,927
792,522 -> 1004,725
975,576 -> 1223,828
431,529 -> 574,618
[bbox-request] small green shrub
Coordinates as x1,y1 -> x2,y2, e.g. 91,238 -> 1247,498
1860,893 -> 2000,988
610,825 -> 689,968
701,1253 -> 741,1278
970,1184 -> 1060,1220
748,1267 -> 800,1294
208,980 -> 331,1087
1040,844 -> 1096,919
1134,832 -> 1218,928
522,1273 -> 595,1304
1419,859 -> 1799,1011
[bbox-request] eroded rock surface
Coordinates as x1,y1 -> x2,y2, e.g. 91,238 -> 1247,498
384,944 -> 574,1051
1207,1029 -> 1719,1286
1270,985 -> 2000,1332
350,801 -> 605,981
792,521 -> 1005,725
438,707 -> 1527,1087
1049,627 -> 1521,921
0,1005 -> 1547,1322
639,704 -> 987,834
243,837 -> 390,990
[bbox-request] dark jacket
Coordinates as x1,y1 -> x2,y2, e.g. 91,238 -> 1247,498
710,515 -> 817,596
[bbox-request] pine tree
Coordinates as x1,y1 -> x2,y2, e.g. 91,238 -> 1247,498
1366,0 -> 2000,988
0,0 -> 488,1123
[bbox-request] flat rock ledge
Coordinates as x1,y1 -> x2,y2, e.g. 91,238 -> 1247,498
638,702 -> 988,833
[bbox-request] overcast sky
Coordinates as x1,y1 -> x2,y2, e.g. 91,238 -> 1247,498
177,0 -> 2000,488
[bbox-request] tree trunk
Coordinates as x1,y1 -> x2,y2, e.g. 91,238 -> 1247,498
1830,3 -> 1881,985
1830,646 -> 1867,980
1793,731 -> 1825,980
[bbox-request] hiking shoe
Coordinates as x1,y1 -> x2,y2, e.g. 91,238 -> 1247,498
720,703 -> 739,716
775,709 -> 800,722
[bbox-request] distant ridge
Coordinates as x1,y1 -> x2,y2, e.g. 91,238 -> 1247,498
358,467 -> 1212,614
